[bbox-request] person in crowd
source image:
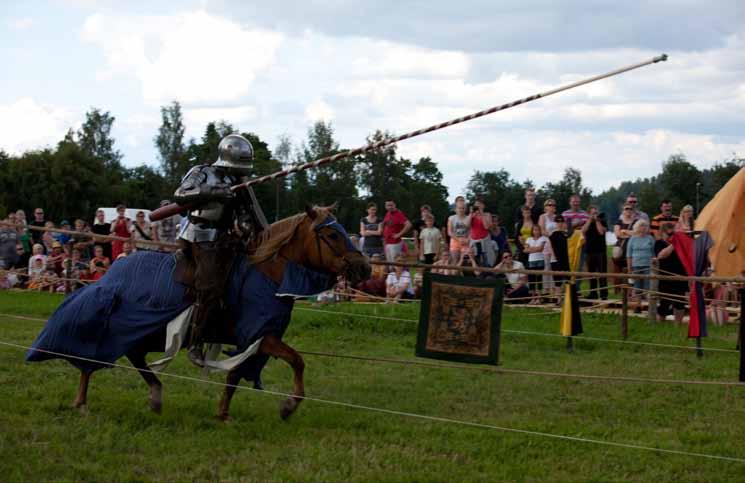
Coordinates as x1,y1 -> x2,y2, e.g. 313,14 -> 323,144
515,187 -> 541,225
91,209 -> 112,260
650,200 -> 679,239
654,223 -> 687,323
110,204 -> 132,260
382,200 -> 412,262
355,253 -> 387,297
14,242 -> 29,271
116,240 -> 134,261
582,205 -> 608,300
625,193 -> 649,224
131,210 -> 153,250
47,241 -> 66,276
447,196 -> 471,264
29,208 -> 46,246
27,256 -> 49,291
42,221 -> 57,253
676,204 -> 695,233
458,246 -> 483,278
385,255 -> 415,301
412,205 -> 440,259
496,251 -> 530,301
626,220 -> 655,311
432,250 -> 458,276
69,219 -> 93,260
469,199 -> 493,267
15,210 -> 31,255
523,224 -> 548,304
489,216 -> 509,263
514,205 -> 535,266
151,199 -> 180,246
27,244 -> 47,280
359,202 -> 383,257
15,209 -> 27,229
68,248 -> 90,285
0,214 -> 20,270
612,203 -> 637,287
561,194 -> 589,234
418,213 -> 442,265
549,215 -> 570,303
57,220 -> 72,245
538,198 -> 558,236
89,245 -> 110,281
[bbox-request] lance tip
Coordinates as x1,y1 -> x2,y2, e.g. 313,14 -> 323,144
655,53 -> 668,62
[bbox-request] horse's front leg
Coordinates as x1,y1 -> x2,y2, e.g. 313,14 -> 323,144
126,350 -> 163,414
259,334 -> 305,420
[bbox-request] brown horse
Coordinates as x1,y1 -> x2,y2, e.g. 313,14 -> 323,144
69,205 -> 370,421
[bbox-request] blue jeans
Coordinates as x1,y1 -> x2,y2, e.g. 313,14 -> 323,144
632,266 -> 650,292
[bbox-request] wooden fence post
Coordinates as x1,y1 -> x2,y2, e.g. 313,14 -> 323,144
739,288 -> 744,382
621,284 -> 629,340
648,258 -> 658,323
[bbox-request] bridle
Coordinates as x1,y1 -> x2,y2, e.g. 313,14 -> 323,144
313,222 -> 359,275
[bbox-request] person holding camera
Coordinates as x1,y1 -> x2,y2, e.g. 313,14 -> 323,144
582,205 -> 608,299
110,204 -> 132,260
88,245 -> 110,281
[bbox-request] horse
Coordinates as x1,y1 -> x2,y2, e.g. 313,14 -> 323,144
27,205 -> 371,421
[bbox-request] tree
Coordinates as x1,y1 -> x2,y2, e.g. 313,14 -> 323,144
356,130 -> 411,210
155,101 -> 187,187
407,156 -> 449,219
465,169 -> 525,230
186,121 -> 236,165
656,154 -> 702,212
540,167 -> 592,212
77,108 -> 123,169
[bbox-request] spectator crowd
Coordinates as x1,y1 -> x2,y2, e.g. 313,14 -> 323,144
0,202 -> 181,292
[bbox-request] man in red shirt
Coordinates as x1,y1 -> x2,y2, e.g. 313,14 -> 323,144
382,200 -> 412,262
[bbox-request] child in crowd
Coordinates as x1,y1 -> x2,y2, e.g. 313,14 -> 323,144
626,220 -> 655,311
549,215 -> 570,303
524,224 -> 549,304
418,214 -> 442,265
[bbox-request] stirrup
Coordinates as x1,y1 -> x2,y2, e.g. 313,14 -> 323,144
187,346 -> 205,367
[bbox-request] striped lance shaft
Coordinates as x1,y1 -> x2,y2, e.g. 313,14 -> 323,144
232,54 -> 668,191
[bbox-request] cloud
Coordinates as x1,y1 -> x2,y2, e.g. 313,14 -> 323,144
8,17 -> 33,30
81,10 -> 283,104
0,98 -> 75,154
304,99 -> 335,122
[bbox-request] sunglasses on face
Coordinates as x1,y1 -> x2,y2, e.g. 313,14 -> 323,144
624,208 -> 632,211
628,200 -> 637,204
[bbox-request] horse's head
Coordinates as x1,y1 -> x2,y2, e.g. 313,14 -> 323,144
303,204 -> 371,285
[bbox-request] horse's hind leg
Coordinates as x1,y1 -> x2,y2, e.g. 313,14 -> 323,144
72,371 -> 92,411
259,335 -> 305,420
126,351 -> 163,414
217,370 -> 242,422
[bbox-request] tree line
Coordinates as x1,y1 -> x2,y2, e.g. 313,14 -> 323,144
0,101 -> 741,232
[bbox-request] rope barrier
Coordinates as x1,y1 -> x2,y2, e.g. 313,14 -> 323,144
1,338 -> 745,464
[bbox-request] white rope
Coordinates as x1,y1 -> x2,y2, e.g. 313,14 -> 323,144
1,339 -> 743,464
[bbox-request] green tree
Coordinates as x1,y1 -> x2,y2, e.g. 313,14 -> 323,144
656,154 -> 702,212
407,156 -> 449,220
465,169 -> 525,231
77,108 -> 123,169
539,167 -> 592,212
155,101 -> 187,187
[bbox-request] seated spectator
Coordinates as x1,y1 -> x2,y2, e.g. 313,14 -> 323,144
495,251 -> 530,301
116,241 -> 134,261
386,255 -> 415,301
14,242 -> 30,270
650,200 -> 679,239
29,208 -> 46,246
57,220 -> 73,245
654,223 -> 687,322
418,213 -> 442,265
46,241 -> 66,276
458,246 -> 483,277
28,244 -> 47,277
676,204 -> 695,233
355,253 -> 387,297
89,245 -> 110,281
131,211 -> 153,250
42,221 -> 56,253
523,225 -> 548,304
68,248 -> 90,286
27,256 -> 49,291
432,250 -> 458,276
70,219 -> 93,259
626,220 -> 655,311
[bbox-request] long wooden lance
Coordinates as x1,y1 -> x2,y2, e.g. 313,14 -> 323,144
150,54 -> 667,221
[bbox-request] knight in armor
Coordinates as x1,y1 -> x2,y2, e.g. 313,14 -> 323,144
174,134 -> 268,366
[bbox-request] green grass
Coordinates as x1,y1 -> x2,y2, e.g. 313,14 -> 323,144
1,290 -> 744,482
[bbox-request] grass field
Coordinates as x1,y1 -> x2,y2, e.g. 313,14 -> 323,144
1,290 -> 744,482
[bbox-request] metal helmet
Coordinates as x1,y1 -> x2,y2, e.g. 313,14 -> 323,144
212,134 -> 254,174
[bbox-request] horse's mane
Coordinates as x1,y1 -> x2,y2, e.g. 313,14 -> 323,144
248,207 -> 333,265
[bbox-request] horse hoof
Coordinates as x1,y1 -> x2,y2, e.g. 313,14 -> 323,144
279,399 -> 298,421
149,399 -> 162,415
149,385 -> 163,414
216,413 -> 231,423
75,404 -> 89,415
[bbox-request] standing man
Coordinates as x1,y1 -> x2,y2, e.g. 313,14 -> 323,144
152,199 -> 181,245
29,208 -> 46,246
561,195 -> 589,234
650,200 -> 678,239
625,193 -> 649,224
0,214 -> 20,269
515,187 -> 541,225
382,200 -> 412,263
582,205 -> 608,300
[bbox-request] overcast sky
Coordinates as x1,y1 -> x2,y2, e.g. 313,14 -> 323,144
1,1 -> 744,199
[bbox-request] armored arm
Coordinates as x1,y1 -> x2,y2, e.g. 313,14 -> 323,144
173,165 -> 235,205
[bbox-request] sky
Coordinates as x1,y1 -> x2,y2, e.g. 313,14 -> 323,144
1,0 -> 744,200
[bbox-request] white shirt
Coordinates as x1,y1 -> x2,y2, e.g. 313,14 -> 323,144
419,227 -> 442,255
504,260 -> 526,288
386,270 -> 414,295
526,236 -> 548,263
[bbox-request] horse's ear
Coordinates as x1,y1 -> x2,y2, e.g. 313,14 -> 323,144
328,201 -> 339,212
305,204 -> 317,220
